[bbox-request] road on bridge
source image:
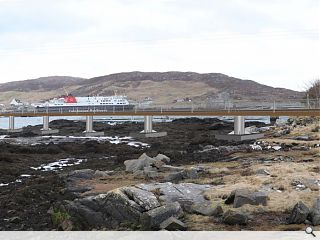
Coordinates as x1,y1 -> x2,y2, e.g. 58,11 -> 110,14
0,109 -> 319,117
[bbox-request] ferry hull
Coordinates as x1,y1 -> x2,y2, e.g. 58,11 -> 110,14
35,104 -> 135,112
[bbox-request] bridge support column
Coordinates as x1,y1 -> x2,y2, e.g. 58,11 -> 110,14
143,116 -> 154,133
9,116 -> 14,130
7,116 -> 22,133
83,116 -> 104,137
215,116 -> 264,141
234,116 -> 245,135
40,116 -> 59,135
130,115 -> 167,138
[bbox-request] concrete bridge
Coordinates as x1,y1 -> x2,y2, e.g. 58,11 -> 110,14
0,107 -> 319,141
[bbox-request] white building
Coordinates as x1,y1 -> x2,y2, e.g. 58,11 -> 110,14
10,98 -> 24,107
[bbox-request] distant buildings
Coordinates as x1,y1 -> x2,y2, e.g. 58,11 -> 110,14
10,98 -> 29,108
172,97 -> 192,103
10,98 -> 24,107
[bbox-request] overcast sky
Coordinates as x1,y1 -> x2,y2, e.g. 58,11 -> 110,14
0,0 -> 318,91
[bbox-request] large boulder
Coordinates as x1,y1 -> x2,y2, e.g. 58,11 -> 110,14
154,154 -> 170,164
63,200 -> 105,229
309,198 -> 320,226
94,170 -> 113,178
288,201 -> 310,224
189,203 -> 223,217
256,169 -> 271,176
124,153 -> 156,173
159,217 -> 186,231
225,189 -> 268,208
223,210 -> 248,225
302,179 -> 320,191
164,168 -> 199,182
164,171 -> 185,182
152,159 -> 166,169
122,187 -> 160,211
140,202 -> 183,230
102,189 -> 144,224
143,166 -> 159,179
68,169 -> 95,180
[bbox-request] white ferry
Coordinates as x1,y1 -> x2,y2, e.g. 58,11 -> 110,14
32,95 -> 135,112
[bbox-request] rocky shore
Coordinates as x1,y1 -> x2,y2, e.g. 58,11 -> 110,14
0,117 -> 319,231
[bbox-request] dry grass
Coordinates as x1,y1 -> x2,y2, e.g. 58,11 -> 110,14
203,159 -> 319,213
124,80 -> 216,104
262,118 -> 320,146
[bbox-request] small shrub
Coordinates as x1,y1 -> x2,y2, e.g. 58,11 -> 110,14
51,209 -> 70,226
311,125 -> 320,132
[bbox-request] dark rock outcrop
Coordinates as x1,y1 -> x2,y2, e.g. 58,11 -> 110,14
288,202 -> 310,224
59,182 -> 212,230
309,198 -> 320,226
222,210 -> 248,225
225,189 -> 268,208
189,203 -> 223,217
140,202 -> 183,230
159,217 -> 186,231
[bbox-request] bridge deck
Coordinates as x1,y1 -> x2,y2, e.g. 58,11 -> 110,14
0,109 -> 319,117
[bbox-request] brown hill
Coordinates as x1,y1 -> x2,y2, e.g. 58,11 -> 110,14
0,72 -> 303,105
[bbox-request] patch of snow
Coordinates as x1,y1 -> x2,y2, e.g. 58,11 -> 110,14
0,175 -> 31,187
20,174 -> 31,178
127,142 -> 150,148
272,146 -> 282,151
31,158 -> 86,172
0,135 -> 8,139
250,144 -> 262,151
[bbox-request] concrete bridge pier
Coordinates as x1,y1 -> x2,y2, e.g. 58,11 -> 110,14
83,116 -> 104,137
143,115 -> 154,133
215,116 -> 264,141
6,116 -> 22,133
40,115 -> 59,135
234,116 -> 245,135
9,116 -> 14,130
131,115 -> 167,138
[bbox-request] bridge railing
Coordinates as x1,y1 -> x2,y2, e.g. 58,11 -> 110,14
0,98 -> 319,115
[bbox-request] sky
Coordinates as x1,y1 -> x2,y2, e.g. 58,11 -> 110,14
0,0 -> 319,91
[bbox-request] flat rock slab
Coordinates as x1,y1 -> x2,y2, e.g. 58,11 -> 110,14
40,129 -> 59,135
130,132 -> 167,138
135,182 -> 212,208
